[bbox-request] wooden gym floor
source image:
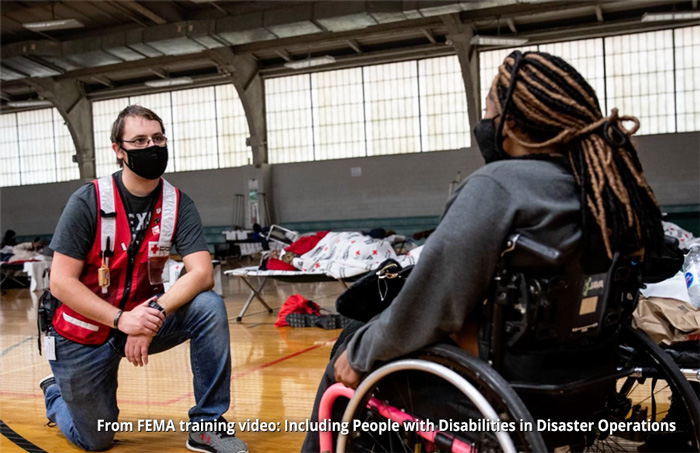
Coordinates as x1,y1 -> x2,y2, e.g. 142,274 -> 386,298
0,264 -> 344,452
0,263 -> 676,453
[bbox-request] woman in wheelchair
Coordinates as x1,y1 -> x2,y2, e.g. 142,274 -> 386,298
301,51 -> 699,453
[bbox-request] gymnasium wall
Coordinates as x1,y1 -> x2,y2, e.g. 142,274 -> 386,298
1,132 -> 698,238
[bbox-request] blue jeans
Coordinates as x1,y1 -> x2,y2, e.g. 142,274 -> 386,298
43,291 -> 232,451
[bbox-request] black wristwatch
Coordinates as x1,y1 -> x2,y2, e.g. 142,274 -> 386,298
113,309 -> 123,329
148,298 -> 166,317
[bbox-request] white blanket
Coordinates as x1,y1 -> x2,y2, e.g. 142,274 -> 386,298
291,232 -> 420,279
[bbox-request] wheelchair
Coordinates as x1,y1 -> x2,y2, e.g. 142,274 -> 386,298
320,235 -> 700,452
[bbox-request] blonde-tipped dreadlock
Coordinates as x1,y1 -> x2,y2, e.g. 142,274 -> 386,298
492,51 -> 664,261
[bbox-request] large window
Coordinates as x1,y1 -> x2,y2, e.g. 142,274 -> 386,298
605,30 -> 675,134
93,85 -> 248,177
363,61 -> 422,157
0,114 -> 20,187
419,56 -> 471,152
94,98 -> 127,177
2,26 -> 698,186
312,68 -> 366,160
479,26 -> 699,136
675,26 -> 700,133
216,84 -> 251,168
54,112 -> 77,182
172,87 -> 219,171
18,109 -> 56,185
266,75 -> 314,163
266,55 -> 472,163
0,109 -> 78,187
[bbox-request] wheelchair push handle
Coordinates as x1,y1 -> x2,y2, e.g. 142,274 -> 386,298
501,234 -> 562,267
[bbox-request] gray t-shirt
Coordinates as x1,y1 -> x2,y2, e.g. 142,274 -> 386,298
346,156 -> 585,374
50,171 -> 208,260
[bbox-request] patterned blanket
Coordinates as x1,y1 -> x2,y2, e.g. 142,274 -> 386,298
291,231 -> 421,279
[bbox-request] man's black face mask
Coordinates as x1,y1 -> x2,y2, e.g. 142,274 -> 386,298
122,145 -> 168,180
473,118 -> 510,164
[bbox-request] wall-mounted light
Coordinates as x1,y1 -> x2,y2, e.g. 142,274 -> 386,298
7,100 -> 53,108
284,55 -> 336,70
22,19 -> 84,31
642,11 -> 700,22
470,35 -> 529,46
144,77 -> 194,88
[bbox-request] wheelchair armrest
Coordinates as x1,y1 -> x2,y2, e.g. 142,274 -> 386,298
502,234 -> 563,267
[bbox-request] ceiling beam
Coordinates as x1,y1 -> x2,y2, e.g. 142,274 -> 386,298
274,49 -> 292,62
53,1 -> 98,26
11,11 -> 62,43
89,1 -> 129,22
346,39 -> 363,54
422,28 -> 437,44
120,1 -> 168,25
136,1 -> 185,22
88,73 -> 228,100
24,55 -> 66,75
91,75 -> 113,88
104,1 -> 148,27
235,16 -> 443,53
3,0 -> 692,97
148,68 -> 168,78
210,3 -> 227,15
261,43 -> 452,78
523,16 -> 685,43
1,63 -> 30,78
232,2 -> 599,55
53,53 -> 212,81
467,0 -> 605,24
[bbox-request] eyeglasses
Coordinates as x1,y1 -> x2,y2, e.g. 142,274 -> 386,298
120,135 -> 167,148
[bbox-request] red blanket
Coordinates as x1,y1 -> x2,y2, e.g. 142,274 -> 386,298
266,231 -> 329,271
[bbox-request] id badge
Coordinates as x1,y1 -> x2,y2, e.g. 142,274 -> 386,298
44,336 -> 56,361
147,241 -> 171,285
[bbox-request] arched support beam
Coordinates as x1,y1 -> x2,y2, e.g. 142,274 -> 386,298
441,14 -> 480,141
27,77 -> 95,179
207,47 -> 267,166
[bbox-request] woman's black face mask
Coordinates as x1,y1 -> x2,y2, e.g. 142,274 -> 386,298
122,145 -> 169,180
473,118 -> 510,164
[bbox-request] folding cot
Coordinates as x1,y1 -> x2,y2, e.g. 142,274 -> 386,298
223,225 -> 414,321
0,261 -> 27,289
223,266 -> 355,322
0,259 -> 51,292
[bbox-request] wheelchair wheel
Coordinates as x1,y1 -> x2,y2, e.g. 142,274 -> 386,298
338,343 -> 546,452
583,325 -> 700,452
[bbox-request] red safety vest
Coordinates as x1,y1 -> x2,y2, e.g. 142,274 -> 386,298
52,175 -> 179,345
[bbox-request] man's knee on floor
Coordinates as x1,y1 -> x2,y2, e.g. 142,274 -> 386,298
75,428 -> 115,452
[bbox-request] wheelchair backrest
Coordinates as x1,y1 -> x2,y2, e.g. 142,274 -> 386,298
480,234 -> 642,374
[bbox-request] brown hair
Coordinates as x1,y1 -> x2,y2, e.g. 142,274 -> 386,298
492,51 -> 664,261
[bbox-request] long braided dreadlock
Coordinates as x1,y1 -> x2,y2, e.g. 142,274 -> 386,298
491,50 -> 665,261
